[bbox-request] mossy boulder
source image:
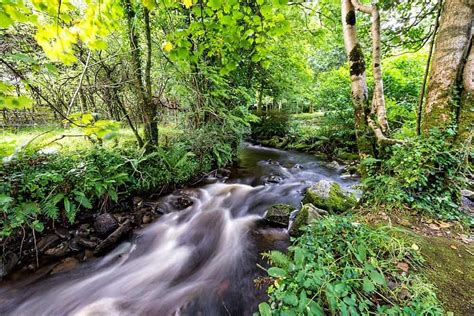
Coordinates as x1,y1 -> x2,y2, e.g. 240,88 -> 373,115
289,203 -> 328,237
263,204 -> 295,227
303,180 -> 356,213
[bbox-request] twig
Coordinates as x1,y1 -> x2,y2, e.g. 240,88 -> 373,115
66,50 -> 91,117
32,228 -> 39,268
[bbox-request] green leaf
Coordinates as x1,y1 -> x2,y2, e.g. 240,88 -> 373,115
283,293 -> 298,306
369,270 -> 386,286
267,267 -> 287,278
363,277 -> 375,293
308,301 -> 324,316
32,219 -> 44,232
108,190 -> 118,202
258,302 -> 272,316
74,192 -> 93,209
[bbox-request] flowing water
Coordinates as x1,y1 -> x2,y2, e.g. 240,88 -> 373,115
0,143 -> 358,316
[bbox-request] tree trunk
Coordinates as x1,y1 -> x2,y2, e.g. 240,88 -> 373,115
456,36 -> 474,145
123,0 -> 158,148
341,0 -> 374,158
422,0 -> 473,135
143,7 -> 158,147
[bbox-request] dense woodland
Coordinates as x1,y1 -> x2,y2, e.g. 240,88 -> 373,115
0,0 -> 473,315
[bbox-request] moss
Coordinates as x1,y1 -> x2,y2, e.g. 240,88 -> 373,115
264,204 -> 294,227
303,182 -> 356,213
349,44 -> 366,76
289,205 -> 308,237
416,235 -> 474,315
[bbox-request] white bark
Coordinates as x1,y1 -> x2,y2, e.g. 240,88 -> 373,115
351,0 -> 389,133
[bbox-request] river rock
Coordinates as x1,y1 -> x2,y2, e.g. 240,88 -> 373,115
461,196 -> 474,216
324,160 -> 341,170
0,252 -> 18,278
54,227 -> 71,239
45,241 -> 70,257
50,257 -> 80,275
94,213 -> 119,236
289,204 -> 328,237
263,204 -> 295,227
94,220 -> 132,255
37,234 -> 61,252
76,236 -> 99,249
264,175 -> 284,184
303,180 -> 356,213
461,189 -> 474,202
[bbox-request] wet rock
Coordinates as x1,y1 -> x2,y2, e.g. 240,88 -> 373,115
45,241 -> 69,257
217,168 -> 231,178
68,238 -> 84,252
303,180 -> 356,213
75,236 -> 99,249
94,220 -> 132,255
292,164 -> 303,169
54,227 -> 71,239
461,189 -> 474,202
50,257 -> 80,275
266,159 -> 280,165
263,204 -> 295,227
289,204 -> 328,237
142,214 -> 153,224
172,196 -> 193,210
94,213 -> 119,236
324,160 -> 341,170
0,252 -> 18,277
461,196 -> 474,216
132,196 -> 144,207
340,173 -> 359,180
37,234 -> 61,252
264,175 -> 283,184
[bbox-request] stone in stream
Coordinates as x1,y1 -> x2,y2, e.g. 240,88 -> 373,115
94,213 -> 119,236
461,189 -> 474,202
94,220 -> 132,255
0,252 -> 18,277
263,204 -> 295,227
50,257 -> 80,275
303,180 -> 356,213
264,175 -> 284,184
45,241 -> 70,257
289,204 -> 328,237
37,234 -> 61,252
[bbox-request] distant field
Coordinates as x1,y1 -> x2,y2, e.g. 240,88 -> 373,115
0,124 -> 183,157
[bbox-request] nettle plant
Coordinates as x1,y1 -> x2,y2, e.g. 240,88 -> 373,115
259,216 -> 443,316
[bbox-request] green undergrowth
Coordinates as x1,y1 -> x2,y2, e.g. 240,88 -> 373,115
0,124 -> 242,238
362,131 -> 472,224
258,215 -> 443,316
252,111 -> 358,160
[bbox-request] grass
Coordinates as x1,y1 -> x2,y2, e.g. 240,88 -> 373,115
0,124 -> 184,157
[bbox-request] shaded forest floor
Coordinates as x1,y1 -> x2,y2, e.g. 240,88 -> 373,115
361,210 -> 474,315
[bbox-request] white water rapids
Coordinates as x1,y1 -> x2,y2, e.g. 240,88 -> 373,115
0,144 -> 358,315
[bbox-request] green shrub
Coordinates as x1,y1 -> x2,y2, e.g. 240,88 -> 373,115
362,131 -> 470,221
0,123 -> 246,238
252,110 -> 291,139
259,216 -> 443,315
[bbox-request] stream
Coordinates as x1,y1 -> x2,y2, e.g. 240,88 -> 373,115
0,143 -> 358,316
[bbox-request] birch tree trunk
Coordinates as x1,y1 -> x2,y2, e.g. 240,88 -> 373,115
422,0 -> 473,136
341,0 -> 374,158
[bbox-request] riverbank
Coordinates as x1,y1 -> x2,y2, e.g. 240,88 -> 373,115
0,124 -> 243,280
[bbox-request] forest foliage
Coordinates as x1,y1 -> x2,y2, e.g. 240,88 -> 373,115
0,0 -> 472,314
